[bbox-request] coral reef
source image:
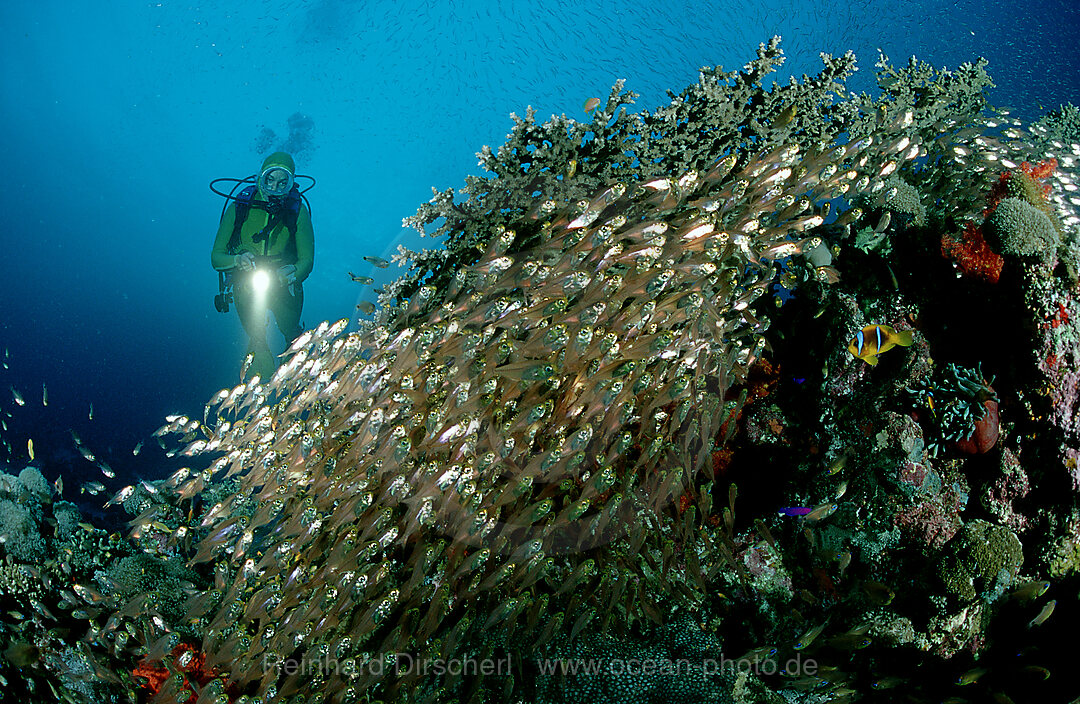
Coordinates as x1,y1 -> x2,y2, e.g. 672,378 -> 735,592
937,519 -> 1023,604
159,37 -> 984,703
8,37 -> 1080,704
106,554 -> 202,625
1032,102 -> 1080,148
132,39 -> 1078,704
0,497 -> 46,562
983,158 -> 1066,272
132,643 -> 234,704
0,468 -> 142,702
535,615 -> 734,704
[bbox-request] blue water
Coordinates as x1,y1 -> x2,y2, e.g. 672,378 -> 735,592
0,0 -> 1077,512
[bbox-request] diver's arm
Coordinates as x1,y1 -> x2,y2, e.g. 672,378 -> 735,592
211,205 -> 245,271
293,205 -> 315,282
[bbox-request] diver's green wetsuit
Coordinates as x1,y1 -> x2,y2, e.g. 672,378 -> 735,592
211,152 -> 314,381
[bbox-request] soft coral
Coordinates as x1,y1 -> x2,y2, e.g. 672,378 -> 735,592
983,158 -> 1058,217
952,157 -> 1059,283
941,222 -> 1004,284
133,643 -> 234,704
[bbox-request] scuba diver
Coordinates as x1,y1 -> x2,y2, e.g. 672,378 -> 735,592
210,152 -> 315,381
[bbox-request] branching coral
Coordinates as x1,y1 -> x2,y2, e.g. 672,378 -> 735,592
1032,103 -> 1080,147
393,38 -> 910,321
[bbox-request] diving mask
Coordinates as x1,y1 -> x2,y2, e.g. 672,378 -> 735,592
258,165 -> 294,198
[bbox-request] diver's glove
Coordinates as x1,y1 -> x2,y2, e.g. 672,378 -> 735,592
233,251 -> 256,271
277,265 -> 298,287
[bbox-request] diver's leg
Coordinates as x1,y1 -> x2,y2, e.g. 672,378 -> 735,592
271,282 -> 305,346
233,287 -> 277,381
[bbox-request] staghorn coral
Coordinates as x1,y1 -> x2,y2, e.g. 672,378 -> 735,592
877,52 -> 1005,226
395,38 -> 873,317
862,51 -> 993,141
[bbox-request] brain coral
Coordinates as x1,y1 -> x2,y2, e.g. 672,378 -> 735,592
985,196 -> 1060,265
882,176 -> 926,226
938,519 -> 1022,603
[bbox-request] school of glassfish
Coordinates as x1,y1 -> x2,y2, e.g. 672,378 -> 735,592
125,112 -> 948,700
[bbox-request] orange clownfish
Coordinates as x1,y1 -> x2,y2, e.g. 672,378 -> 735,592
847,325 -> 913,366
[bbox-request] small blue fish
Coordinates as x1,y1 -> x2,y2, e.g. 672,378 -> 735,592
778,502 -> 838,521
